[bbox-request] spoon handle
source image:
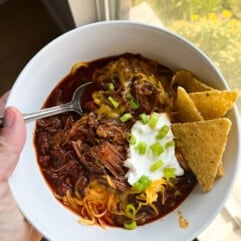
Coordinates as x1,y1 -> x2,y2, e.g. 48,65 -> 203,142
0,102 -> 74,128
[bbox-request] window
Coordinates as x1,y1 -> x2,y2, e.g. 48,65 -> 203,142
119,0 -> 241,110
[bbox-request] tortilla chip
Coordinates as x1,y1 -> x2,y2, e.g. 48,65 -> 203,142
217,163 -> 224,177
171,70 -> 213,93
189,90 -> 239,120
174,87 -> 203,122
172,118 -> 231,192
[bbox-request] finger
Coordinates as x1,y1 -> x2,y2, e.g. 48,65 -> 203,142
27,225 -> 43,241
0,107 -> 26,182
0,91 -> 10,105
0,91 -> 10,116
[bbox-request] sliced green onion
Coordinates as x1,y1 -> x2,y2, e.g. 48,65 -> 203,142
120,113 -> 132,122
150,142 -> 164,156
123,220 -> 137,230
165,140 -> 175,148
174,190 -> 182,197
133,182 -> 143,192
157,125 -> 169,139
126,93 -> 139,110
139,113 -> 148,124
108,96 -> 119,109
135,141 -> 147,155
126,93 -> 134,100
129,98 -> 140,109
163,167 -> 176,179
150,160 -> 164,172
109,83 -> 115,91
149,113 -> 159,128
127,133 -> 136,145
125,204 -> 137,218
133,175 -> 152,192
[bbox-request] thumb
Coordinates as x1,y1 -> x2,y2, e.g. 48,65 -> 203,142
0,107 -> 26,182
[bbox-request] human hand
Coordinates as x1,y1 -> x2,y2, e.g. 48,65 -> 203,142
0,91 -> 9,116
0,92 -> 42,241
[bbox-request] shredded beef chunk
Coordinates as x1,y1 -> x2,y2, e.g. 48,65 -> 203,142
133,79 -> 162,113
43,158 -> 85,193
72,140 -> 105,175
37,131 -> 50,155
69,113 -> 129,191
93,141 -> 127,178
96,118 -> 127,145
36,117 -> 62,132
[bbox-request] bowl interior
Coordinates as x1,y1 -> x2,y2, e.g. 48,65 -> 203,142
7,21 -> 240,241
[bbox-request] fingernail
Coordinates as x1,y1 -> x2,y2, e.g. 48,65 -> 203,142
4,108 -> 15,128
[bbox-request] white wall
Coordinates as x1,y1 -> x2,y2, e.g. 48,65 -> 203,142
68,0 -> 98,27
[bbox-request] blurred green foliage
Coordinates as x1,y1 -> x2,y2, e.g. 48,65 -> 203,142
132,0 -> 241,92
168,11 -> 241,90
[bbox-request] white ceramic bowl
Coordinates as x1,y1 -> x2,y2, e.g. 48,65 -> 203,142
7,21 -> 241,241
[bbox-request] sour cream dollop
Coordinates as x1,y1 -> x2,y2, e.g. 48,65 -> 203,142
124,113 -> 184,185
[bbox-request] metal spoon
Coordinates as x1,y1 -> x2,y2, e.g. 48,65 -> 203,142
0,82 -> 92,128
